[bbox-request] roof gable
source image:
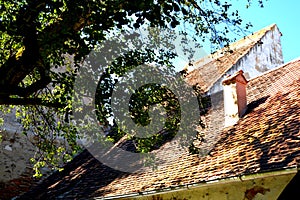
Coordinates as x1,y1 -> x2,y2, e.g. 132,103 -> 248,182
184,24 -> 280,93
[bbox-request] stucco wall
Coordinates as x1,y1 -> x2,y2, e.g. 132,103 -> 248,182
0,112 -> 38,183
0,111 -> 39,199
0,111 -> 55,199
209,26 -> 283,95
0,130 -> 36,182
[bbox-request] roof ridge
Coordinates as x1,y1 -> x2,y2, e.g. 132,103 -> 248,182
201,24 -> 277,91
223,23 -> 277,50
189,24 -> 277,69
184,24 -> 280,93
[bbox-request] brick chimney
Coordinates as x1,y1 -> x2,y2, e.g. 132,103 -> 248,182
222,70 -> 248,127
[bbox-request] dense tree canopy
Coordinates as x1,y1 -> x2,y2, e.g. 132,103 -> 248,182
0,0 -> 264,176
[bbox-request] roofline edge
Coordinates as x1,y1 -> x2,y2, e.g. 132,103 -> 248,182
248,56 -> 300,82
95,167 -> 298,200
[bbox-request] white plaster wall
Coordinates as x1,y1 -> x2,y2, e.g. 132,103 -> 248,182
0,130 -> 36,182
0,111 -> 38,182
223,83 -> 239,127
0,110 -> 58,183
208,26 -> 283,95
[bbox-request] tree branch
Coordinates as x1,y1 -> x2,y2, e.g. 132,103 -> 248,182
0,97 -> 64,108
0,0 -> 85,97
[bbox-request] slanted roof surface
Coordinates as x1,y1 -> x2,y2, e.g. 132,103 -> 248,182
185,24 -> 278,92
18,58 -> 300,199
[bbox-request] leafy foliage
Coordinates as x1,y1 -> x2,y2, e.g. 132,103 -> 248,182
0,0 -> 265,175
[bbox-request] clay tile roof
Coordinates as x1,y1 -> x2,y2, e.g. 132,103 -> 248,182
247,58 -> 300,103
185,24 -> 278,92
18,58 -> 300,199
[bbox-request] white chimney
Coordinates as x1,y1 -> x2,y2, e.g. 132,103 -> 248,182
222,70 -> 248,127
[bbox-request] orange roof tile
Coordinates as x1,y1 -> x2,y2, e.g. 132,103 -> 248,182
184,24 -> 278,92
18,57 -> 300,199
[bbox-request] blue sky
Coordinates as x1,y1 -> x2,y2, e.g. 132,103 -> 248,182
231,0 -> 300,63
173,0 -> 300,70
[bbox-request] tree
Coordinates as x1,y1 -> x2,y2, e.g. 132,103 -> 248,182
0,0 -> 265,176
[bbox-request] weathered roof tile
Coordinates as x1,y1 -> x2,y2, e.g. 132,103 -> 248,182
18,42 -> 300,200
184,24 -> 278,92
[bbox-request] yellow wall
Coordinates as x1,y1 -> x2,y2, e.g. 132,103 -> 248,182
121,170 -> 296,200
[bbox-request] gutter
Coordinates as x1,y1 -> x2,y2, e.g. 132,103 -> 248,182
94,167 -> 298,200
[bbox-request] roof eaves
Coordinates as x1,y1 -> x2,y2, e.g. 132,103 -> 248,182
94,167 -> 298,200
